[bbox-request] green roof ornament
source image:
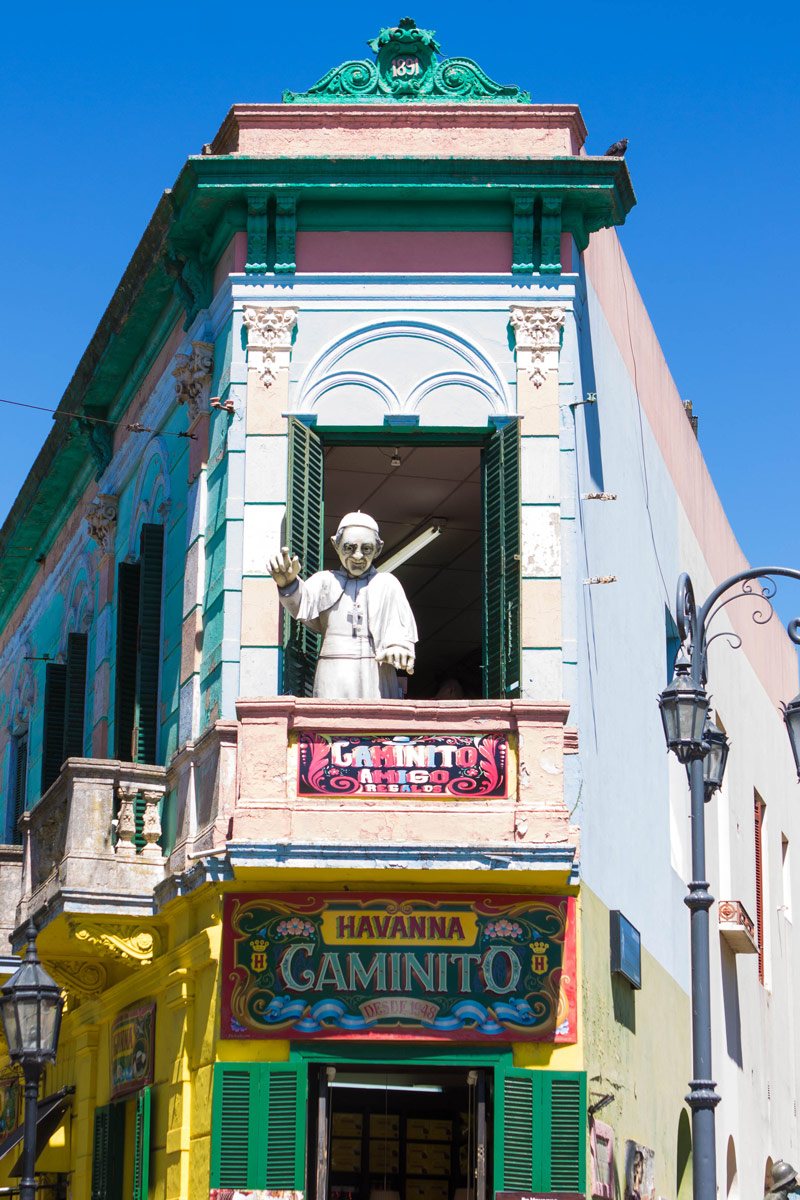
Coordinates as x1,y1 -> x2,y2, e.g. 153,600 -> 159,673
282,16 -> 530,104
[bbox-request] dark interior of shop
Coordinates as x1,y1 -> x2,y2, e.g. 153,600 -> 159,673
308,1063 -> 490,1200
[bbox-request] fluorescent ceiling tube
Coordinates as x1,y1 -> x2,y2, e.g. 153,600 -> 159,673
329,1081 -> 444,1093
377,525 -> 443,574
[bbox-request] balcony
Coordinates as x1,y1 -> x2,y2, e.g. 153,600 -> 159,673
9,699 -> 579,936
718,899 -> 759,954
16,758 -> 167,934
221,698 -> 580,880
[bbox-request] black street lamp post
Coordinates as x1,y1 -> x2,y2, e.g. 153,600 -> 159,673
658,568 -> 800,1200
0,920 -> 64,1200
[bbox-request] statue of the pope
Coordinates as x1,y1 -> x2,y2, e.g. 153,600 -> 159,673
269,511 -> 418,700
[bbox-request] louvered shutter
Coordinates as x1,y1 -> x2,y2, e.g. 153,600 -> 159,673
544,1073 -> 586,1192
262,1061 -> 307,1188
115,561 -> 141,761
134,524 -> 165,764
496,1067 -> 585,1194
482,421 -> 520,699
91,1103 -> 125,1200
133,1087 -> 151,1200
63,631 -> 88,760
210,1064 -> 260,1187
211,1061 -> 307,1189
41,661 -> 67,794
11,734 -> 28,842
283,418 -> 323,696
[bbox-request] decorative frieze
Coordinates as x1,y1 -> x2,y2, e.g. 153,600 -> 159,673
510,305 -> 566,387
86,493 -> 119,557
172,341 -> 215,423
68,920 -> 162,964
242,305 -> 299,386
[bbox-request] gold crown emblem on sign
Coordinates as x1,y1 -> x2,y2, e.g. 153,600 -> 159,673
531,941 -> 548,954
250,938 -> 267,952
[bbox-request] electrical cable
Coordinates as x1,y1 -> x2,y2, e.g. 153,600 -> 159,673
0,396 -> 196,438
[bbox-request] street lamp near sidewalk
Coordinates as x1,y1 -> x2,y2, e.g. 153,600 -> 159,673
0,920 -> 64,1200
658,568 -> 800,1200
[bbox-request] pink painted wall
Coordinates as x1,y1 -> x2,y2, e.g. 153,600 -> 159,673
584,228 -> 798,704
210,104 -> 587,158
296,230 -> 513,274
212,231 -> 248,294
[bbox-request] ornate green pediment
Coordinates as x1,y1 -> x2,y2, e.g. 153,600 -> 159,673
283,17 -> 529,104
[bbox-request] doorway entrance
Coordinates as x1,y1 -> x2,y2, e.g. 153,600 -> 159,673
310,1063 -> 490,1200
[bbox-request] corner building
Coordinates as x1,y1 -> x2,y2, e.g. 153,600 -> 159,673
0,20 -> 797,1200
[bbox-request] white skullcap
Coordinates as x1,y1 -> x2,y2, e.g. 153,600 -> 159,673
336,511 -> 380,536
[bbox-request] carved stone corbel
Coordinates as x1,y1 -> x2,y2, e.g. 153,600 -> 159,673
509,305 -> 566,387
86,493 -> 119,557
172,341 -> 215,423
68,921 -> 162,965
45,958 -> 108,1001
242,305 -> 298,386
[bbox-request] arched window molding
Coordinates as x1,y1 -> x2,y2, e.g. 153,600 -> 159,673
294,319 -> 509,422
123,436 -> 172,560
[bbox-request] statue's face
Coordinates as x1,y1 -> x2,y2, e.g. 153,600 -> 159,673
334,525 -> 381,577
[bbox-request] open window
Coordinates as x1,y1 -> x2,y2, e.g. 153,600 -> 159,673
282,418 -> 520,700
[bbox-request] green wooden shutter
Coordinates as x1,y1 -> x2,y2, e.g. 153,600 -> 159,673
262,1061 -> 307,1188
41,661 -> 67,794
115,561 -> 141,760
135,524 -> 165,764
63,631 -> 88,760
495,1067 -> 585,1195
545,1074 -> 586,1192
211,1061 -> 308,1190
133,1086 -> 151,1200
283,418 -> 323,696
211,1063 -> 260,1187
482,420 -> 521,699
91,1103 -> 125,1200
11,734 -> 28,842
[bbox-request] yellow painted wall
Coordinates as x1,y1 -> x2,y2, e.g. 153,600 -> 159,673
0,874 -> 585,1199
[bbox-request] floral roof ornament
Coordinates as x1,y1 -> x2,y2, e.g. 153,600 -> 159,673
283,17 -> 530,104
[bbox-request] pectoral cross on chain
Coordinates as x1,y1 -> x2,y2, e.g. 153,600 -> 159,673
348,603 -> 364,637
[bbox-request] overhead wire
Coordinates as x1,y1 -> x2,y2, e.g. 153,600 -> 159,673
0,395 -> 196,438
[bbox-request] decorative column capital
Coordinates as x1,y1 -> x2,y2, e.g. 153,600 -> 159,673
509,305 -> 566,387
172,340 -> 215,422
242,305 -> 299,386
86,493 -> 119,556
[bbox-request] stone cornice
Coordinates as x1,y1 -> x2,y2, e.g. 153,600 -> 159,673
236,697 -> 571,732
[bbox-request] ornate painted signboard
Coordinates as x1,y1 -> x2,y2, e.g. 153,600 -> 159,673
110,1003 -> 156,1098
297,732 -> 509,799
222,893 -> 576,1043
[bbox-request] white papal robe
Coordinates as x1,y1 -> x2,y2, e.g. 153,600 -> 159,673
278,567 -> 417,700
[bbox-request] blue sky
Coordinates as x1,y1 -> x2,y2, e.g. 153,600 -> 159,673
1,0 -> 798,620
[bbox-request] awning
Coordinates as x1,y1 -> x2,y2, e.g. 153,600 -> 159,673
0,1086 -> 73,1170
